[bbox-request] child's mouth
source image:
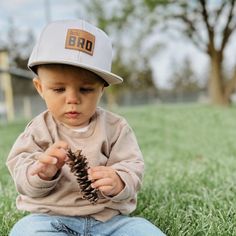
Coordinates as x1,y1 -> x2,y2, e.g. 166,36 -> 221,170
65,111 -> 80,118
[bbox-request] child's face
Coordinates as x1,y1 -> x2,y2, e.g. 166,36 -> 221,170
33,65 -> 105,127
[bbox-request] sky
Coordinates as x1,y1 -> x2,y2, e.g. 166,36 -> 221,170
0,0 -> 236,88
0,0 -> 79,36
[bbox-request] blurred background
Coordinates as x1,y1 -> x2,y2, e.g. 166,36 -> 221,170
0,0 -> 236,122
1,2 -> 236,234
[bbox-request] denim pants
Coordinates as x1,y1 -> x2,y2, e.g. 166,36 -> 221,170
10,214 -> 165,236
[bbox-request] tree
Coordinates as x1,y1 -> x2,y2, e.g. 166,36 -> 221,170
76,0 -> 161,106
0,18 -> 36,96
3,18 -> 35,69
144,0 -> 236,105
168,57 -> 203,102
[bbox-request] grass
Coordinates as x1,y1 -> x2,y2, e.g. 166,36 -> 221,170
0,121 -> 28,235
1,104 -> 236,235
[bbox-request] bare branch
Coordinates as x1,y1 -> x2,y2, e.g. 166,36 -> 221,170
190,35 -> 207,53
199,0 -> 214,48
221,0 -> 236,52
214,2 -> 227,23
172,14 -> 204,46
177,14 -> 197,33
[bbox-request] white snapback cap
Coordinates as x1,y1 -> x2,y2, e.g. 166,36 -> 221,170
28,19 -> 123,85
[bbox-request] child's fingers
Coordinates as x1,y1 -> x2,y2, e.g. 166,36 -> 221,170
45,142 -> 68,164
89,166 -> 108,173
37,154 -> 58,165
38,146 -> 67,165
46,148 -> 67,162
91,178 -> 112,189
51,141 -> 68,150
96,185 -> 113,194
88,166 -> 115,180
88,166 -> 125,196
88,170 -> 108,180
29,161 -> 45,175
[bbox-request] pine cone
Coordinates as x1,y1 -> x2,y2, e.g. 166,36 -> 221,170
67,149 -> 99,204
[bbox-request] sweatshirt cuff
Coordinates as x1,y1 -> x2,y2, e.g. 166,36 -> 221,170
26,166 -> 61,192
102,170 -> 131,202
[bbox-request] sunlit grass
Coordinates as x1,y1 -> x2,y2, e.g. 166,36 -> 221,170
1,104 -> 236,235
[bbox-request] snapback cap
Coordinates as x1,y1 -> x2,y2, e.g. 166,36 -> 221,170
28,19 -> 123,85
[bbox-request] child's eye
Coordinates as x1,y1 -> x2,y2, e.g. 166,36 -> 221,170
80,88 -> 94,93
53,88 -> 65,93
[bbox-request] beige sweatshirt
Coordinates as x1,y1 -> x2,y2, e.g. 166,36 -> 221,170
6,107 -> 144,222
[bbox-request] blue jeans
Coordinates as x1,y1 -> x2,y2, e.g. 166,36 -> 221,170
10,214 -> 165,236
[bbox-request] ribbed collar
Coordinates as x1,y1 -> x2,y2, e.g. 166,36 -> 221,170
53,110 -> 99,139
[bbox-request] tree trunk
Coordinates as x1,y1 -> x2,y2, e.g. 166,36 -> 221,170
224,70 -> 236,103
208,52 -> 229,106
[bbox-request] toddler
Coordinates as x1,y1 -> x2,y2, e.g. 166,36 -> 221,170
7,19 -> 165,236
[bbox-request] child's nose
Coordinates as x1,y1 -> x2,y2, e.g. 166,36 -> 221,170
66,90 -> 80,104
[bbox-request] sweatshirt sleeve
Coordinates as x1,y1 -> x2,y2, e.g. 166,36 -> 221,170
6,120 -> 61,198
105,121 -> 144,202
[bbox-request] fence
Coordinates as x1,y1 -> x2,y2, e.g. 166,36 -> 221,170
0,50 -> 44,122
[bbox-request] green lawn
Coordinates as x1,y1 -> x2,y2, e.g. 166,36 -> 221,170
1,104 -> 236,235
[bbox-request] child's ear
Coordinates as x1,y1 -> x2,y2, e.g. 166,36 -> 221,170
100,85 -> 105,97
33,78 -> 44,99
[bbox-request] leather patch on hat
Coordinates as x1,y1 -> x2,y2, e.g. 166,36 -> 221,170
65,29 -> 95,55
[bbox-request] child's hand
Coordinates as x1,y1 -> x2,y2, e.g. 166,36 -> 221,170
28,141 -> 68,181
88,166 -> 125,196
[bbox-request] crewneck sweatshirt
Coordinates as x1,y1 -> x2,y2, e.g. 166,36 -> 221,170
6,107 -> 144,222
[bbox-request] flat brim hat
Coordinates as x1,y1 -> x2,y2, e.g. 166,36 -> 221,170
28,19 -> 123,85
